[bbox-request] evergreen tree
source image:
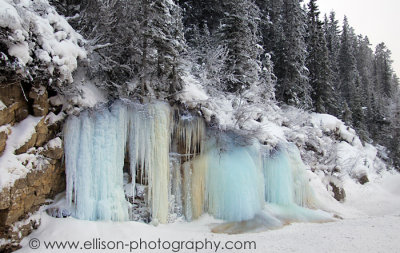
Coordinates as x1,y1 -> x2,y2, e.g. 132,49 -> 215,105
389,78 -> 400,170
352,76 -> 368,141
270,0 -> 312,108
178,0 -> 224,35
323,12 -> 341,116
137,0 -> 186,97
217,0 -> 265,93
187,24 -> 230,90
255,0 -> 283,57
64,0 -> 186,97
305,0 -> 334,114
354,35 -> 375,140
338,16 -> 360,125
374,43 -> 394,98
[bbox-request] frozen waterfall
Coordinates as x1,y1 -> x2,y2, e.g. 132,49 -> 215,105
63,100 -> 330,229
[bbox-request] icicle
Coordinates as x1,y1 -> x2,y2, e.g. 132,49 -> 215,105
64,115 -> 81,207
174,113 -> 205,159
170,157 -> 183,217
171,113 -> 207,221
261,143 -> 332,225
263,147 -> 294,205
147,103 -> 171,224
286,143 -> 317,208
191,154 -> 207,219
183,161 -> 193,221
206,134 -> 264,222
63,103 -> 129,221
75,111 -> 94,220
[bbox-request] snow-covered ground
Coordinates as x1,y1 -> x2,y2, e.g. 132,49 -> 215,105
15,172 -> 400,253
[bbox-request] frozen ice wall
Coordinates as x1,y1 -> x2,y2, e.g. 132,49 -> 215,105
263,143 -> 316,207
171,113 -> 207,221
206,135 -> 265,221
64,102 -> 129,221
63,100 -> 329,226
260,143 -> 329,226
64,101 -> 171,223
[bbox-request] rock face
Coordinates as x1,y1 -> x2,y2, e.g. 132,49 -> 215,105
358,174 -> 369,185
42,138 -> 63,160
35,117 -> 49,147
0,82 -> 29,126
0,161 -> 65,226
0,129 -> 9,155
29,85 -> 49,117
14,132 -> 38,155
330,182 -> 346,202
0,80 -> 66,252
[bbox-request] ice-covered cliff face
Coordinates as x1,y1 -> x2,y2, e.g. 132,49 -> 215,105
63,100 -> 332,230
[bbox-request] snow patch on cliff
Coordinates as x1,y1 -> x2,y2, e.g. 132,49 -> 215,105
0,116 -> 42,189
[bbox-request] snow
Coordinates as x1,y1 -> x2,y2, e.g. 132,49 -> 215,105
258,121 -> 286,146
10,116 -> 41,151
0,116 -> 42,189
0,0 -> 22,30
8,42 -> 31,65
342,172 -> 400,217
0,0 -> 86,83
68,82 -> 108,108
15,175 -> 400,253
49,95 -> 66,107
178,75 -> 209,105
45,112 -> 66,125
46,137 -> 62,149
0,100 -> 5,110
0,124 -> 10,135
311,113 -> 342,132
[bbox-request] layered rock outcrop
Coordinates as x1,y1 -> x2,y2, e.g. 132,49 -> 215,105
0,80 -> 65,252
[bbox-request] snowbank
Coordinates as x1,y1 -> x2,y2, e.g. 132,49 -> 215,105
16,199 -> 400,253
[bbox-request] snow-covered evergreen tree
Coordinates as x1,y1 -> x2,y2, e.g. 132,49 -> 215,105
216,0 -> 265,94
137,0 -> 186,97
273,0 -> 312,109
389,79 -> 400,169
323,12 -> 341,115
374,43 -> 395,98
354,35 -> 375,140
338,17 -> 360,125
305,0 -> 334,114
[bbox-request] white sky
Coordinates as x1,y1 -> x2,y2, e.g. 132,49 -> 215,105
317,0 -> 400,77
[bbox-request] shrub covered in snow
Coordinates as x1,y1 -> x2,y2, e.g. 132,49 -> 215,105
0,0 -> 86,85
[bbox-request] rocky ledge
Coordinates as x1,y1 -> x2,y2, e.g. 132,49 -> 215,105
0,81 -> 66,252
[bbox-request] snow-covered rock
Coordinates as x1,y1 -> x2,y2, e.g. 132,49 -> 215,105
0,0 -> 86,84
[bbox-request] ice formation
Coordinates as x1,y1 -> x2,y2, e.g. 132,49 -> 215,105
63,100 -> 330,228
206,133 -> 264,221
64,103 -> 129,221
263,143 -> 316,207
